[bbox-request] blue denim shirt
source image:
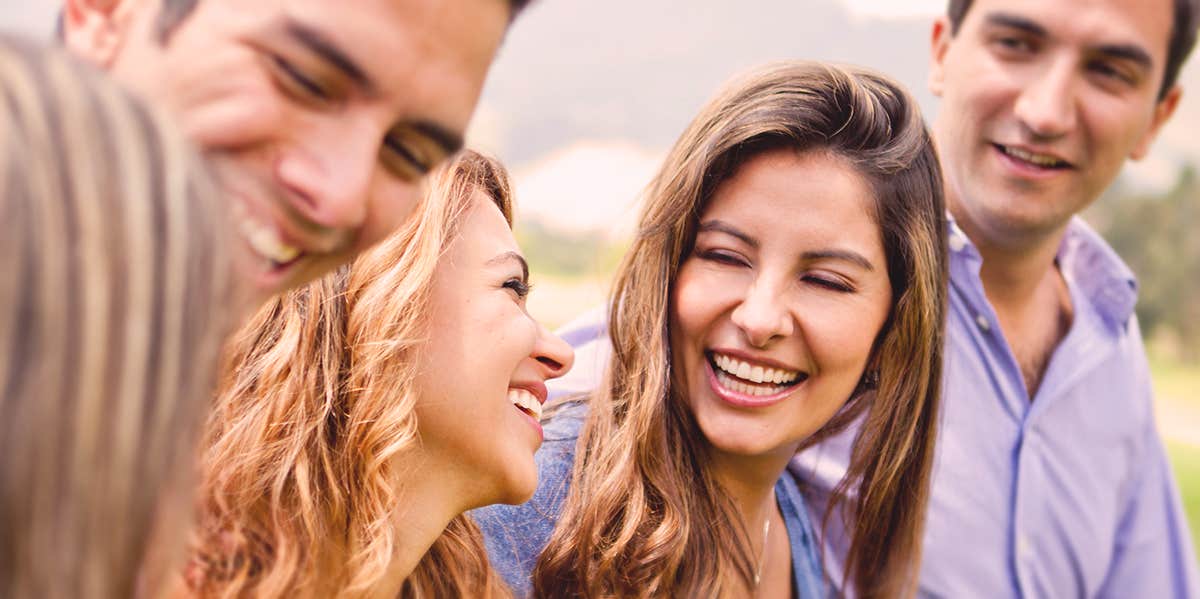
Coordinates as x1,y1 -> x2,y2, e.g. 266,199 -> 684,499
537,217 -> 1199,598
473,401 -> 828,598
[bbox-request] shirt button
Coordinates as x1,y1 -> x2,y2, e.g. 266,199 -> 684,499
975,314 -> 991,332
949,233 -> 967,252
1017,536 -> 1032,559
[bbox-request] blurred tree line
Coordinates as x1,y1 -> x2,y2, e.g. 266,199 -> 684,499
1088,166 -> 1200,363
515,220 -> 627,281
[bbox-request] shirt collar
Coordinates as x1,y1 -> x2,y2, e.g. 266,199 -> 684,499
944,213 -> 1138,329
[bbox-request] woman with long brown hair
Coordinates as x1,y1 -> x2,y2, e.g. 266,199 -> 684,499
476,60 -> 947,598
188,149 -> 574,598
0,34 -> 235,599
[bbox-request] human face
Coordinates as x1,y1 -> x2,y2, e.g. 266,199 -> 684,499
929,0 -> 1181,248
670,149 -> 892,466
66,0 -> 509,303
410,192 -> 573,507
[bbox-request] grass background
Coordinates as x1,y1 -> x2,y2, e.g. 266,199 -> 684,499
1158,355 -> 1200,555
1170,441 -> 1200,553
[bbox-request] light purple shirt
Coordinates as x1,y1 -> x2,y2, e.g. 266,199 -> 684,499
550,217 -> 1198,598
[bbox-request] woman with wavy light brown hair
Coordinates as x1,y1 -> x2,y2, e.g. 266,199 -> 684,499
189,149 -> 573,598
476,60 -> 947,598
0,35 -> 235,599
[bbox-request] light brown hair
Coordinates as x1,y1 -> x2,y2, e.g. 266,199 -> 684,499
532,61 -> 948,598
0,34 -> 233,599
189,150 -> 513,598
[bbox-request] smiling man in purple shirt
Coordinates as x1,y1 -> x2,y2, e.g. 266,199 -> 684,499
551,0 -> 1200,596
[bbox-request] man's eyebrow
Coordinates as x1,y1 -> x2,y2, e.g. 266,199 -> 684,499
285,18 -> 373,92
984,12 -> 1047,38
487,251 -> 529,282
1095,43 -> 1153,70
802,249 -> 875,272
698,220 -> 758,249
984,12 -> 1154,72
408,120 -> 465,157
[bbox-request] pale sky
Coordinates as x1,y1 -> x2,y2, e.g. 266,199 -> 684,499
842,0 -> 946,18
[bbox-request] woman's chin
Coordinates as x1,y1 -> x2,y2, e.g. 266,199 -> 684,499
479,462 -> 539,508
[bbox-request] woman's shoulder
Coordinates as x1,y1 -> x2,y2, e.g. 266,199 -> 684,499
472,399 -> 588,596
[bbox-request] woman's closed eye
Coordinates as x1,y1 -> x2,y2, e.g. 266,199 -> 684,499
697,248 -> 750,268
802,272 -> 855,293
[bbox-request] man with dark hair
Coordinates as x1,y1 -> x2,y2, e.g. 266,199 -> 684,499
61,0 -> 527,302
796,0 -> 1200,595
548,0 -> 1200,595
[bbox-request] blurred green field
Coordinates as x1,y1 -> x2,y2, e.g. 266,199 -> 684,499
1169,441 -> 1200,555
1151,353 -> 1200,556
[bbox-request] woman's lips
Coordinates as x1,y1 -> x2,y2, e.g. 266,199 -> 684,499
508,387 -> 545,442
704,356 -> 805,408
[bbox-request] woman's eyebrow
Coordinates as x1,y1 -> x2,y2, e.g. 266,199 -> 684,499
698,220 -> 757,248
802,249 -> 875,271
487,251 -> 529,281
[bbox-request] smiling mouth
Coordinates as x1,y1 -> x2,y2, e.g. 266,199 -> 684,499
707,352 -> 808,397
509,388 -> 543,420
233,200 -> 305,270
994,144 -> 1073,170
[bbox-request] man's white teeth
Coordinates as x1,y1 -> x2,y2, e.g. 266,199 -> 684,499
715,370 -> 786,397
509,388 -> 542,420
1002,145 -> 1064,168
234,203 -> 301,264
712,353 -> 800,385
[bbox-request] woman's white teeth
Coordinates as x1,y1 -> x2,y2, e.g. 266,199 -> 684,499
235,204 -> 301,264
712,353 -> 800,385
509,388 -> 542,420
715,370 -> 785,397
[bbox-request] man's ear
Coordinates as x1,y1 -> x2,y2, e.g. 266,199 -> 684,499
61,0 -> 140,67
1130,86 -> 1182,161
928,17 -> 952,98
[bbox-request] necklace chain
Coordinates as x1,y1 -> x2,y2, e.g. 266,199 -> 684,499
753,516 -> 771,587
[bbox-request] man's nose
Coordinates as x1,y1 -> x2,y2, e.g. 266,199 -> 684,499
1013,59 -> 1077,140
730,277 -> 794,348
275,117 -> 380,233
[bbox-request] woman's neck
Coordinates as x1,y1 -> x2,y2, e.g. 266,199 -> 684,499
369,456 -> 476,599
707,446 -> 796,597
707,444 -> 796,524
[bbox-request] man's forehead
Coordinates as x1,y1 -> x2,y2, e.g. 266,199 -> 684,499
266,0 -> 507,130
961,0 -> 1175,52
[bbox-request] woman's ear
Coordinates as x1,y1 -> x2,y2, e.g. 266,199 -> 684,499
61,0 -> 140,67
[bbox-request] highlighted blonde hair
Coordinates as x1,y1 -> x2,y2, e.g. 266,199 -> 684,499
0,34 -> 233,599
190,150 -> 513,598
533,61 -> 947,598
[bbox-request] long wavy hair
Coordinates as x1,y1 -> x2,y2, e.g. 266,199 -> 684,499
189,150 -> 514,598
532,61 -> 947,598
0,34 -> 233,599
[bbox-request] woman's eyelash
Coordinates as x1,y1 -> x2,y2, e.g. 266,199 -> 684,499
805,275 -> 853,293
697,249 -> 747,267
503,278 -> 532,299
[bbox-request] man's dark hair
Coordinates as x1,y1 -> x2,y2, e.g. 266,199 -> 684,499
156,0 -> 533,40
946,0 -> 1198,100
